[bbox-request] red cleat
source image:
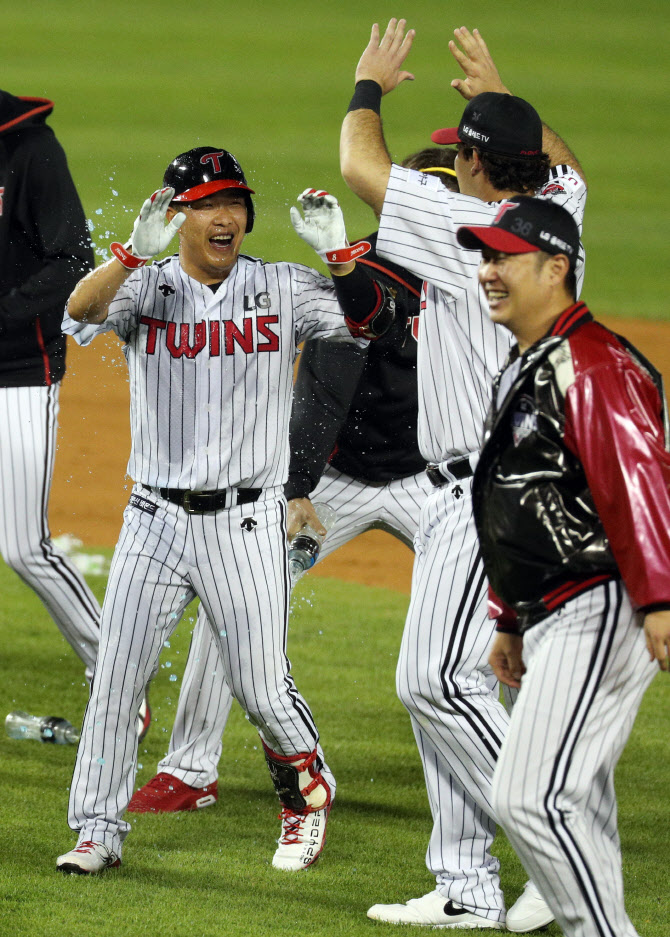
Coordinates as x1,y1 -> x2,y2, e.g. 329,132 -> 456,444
127,772 -> 218,813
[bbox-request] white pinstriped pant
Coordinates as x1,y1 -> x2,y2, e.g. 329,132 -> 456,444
154,466 -> 432,787
397,478 -> 507,924
68,486 -> 333,856
0,384 -> 100,678
493,580 -> 656,937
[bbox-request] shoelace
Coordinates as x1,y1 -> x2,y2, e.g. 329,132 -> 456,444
74,840 -> 104,854
278,807 -> 307,845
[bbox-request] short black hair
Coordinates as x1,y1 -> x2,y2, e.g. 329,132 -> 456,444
458,143 -> 550,195
535,250 -> 577,300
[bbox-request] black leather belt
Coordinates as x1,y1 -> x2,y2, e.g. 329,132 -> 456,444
144,486 -> 262,514
426,458 -> 473,487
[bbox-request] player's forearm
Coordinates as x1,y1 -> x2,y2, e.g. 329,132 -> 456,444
542,123 -> 586,183
340,108 -> 391,215
287,340 -> 366,499
331,261 -> 395,340
66,258 -> 131,323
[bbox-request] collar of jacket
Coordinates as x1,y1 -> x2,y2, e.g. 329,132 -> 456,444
502,300 -> 592,373
487,300 -> 593,435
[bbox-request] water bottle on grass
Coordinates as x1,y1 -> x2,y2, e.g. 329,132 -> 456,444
5,710 -> 80,744
288,502 -> 337,587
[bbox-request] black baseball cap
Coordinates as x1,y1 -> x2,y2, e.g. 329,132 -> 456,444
431,92 -> 543,160
456,196 -> 580,268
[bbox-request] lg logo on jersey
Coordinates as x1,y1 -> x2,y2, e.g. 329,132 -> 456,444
140,315 -> 279,358
243,291 -> 271,311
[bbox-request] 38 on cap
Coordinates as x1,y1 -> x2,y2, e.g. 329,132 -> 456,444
456,196 -> 580,267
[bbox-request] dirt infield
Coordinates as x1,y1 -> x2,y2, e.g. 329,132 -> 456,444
50,316 -> 670,596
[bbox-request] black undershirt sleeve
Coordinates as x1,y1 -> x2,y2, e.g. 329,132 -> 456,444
330,262 -> 380,323
285,338 -> 368,500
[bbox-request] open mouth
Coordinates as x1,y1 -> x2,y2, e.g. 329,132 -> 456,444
209,233 -> 234,252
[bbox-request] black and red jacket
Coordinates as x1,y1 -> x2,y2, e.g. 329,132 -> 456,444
473,302 -> 670,633
0,91 -> 93,386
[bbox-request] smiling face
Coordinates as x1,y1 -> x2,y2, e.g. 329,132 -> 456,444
478,247 -> 571,351
167,189 -> 248,284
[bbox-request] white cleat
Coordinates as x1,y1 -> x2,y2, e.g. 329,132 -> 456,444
56,840 -> 121,875
367,890 -> 504,929
272,805 -> 329,871
506,881 -> 555,932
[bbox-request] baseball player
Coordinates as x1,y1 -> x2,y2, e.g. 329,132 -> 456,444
458,196 -> 670,937
339,21 -> 587,930
55,147 -> 389,876
126,147 -> 459,813
0,90 -> 101,682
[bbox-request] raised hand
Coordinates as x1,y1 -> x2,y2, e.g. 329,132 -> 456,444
355,18 -> 416,94
130,187 -> 186,259
449,27 -> 510,101
289,189 -> 348,255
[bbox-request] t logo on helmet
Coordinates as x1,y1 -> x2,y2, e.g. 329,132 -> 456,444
200,151 -> 226,174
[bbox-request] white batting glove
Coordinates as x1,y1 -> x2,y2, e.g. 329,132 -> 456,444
289,189 -> 369,267
111,187 -> 186,269
290,189 -> 348,258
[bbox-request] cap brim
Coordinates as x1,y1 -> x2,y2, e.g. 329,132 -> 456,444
456,225 -> 540,254
430,127 -> 461,145
172,179 -> 255,203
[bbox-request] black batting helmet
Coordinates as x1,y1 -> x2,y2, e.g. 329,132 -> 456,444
163,146 -> 256,232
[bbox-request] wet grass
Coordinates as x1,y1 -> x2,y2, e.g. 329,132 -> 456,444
0,561 -> 668,936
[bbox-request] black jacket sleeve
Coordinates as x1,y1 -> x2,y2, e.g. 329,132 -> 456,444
285,231 -> 418,500
285,337 -> 368,500
0,130 -> 94,336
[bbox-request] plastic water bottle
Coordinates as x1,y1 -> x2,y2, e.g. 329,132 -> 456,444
5,710 -> 80,745
288,502 -> 337,587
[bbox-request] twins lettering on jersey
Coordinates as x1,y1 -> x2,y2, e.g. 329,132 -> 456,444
141,314 -> 279,358
144,287 -> 279,358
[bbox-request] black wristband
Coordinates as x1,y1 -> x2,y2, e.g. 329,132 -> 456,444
347,80 -> 383,114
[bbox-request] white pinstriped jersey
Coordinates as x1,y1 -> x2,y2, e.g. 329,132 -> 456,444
377,164 -> 587,464
63,254 -> 357,491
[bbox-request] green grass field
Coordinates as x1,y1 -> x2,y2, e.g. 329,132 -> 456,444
1,0 -> 668,318
0,557 -> 668,937
1,4 -> 669,935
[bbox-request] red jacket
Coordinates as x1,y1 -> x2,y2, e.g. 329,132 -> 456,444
473,302 -> 670,632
